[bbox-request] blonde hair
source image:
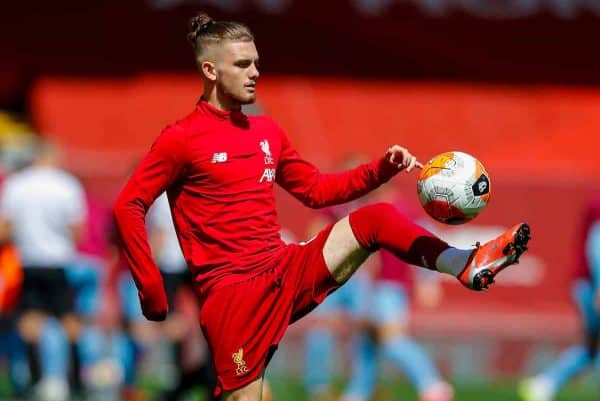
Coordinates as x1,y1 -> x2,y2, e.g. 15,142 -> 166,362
187,12 -> 254,59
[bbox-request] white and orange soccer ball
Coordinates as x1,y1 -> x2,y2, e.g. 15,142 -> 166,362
417,151 -> 491,225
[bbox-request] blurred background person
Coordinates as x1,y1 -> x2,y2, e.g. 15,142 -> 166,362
0,138 -> 86,401
519,195 -> 600,401
336,187 -> 452,401
72,187 -> 133,401
0,164 -> 26,398
302,156 -> 375,401
104,188 -> 217,401
0,241 -> 25,398
303,255 -> 373,401
303,156 -> 452,401
104,189 -> 161,400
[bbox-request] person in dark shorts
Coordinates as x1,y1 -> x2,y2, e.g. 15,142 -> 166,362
0,139 -> 86,401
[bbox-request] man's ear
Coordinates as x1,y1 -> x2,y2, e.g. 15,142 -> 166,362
200,60 -> 217,81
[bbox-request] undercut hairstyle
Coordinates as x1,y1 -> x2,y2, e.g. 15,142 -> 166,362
187,12 -> 254,60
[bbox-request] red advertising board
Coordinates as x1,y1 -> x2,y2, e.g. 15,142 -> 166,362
31,76 -> 600,346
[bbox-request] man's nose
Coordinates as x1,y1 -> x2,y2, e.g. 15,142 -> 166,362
249,64 -> 259,80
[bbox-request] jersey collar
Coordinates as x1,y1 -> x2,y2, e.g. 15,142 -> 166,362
197,98 -> 245,121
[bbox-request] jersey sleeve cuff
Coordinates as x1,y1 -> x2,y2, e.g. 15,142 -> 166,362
371,157 -> 400,183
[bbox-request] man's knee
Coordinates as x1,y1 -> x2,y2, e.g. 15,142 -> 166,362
322,217 -> 371,283
18,311 -> 46,342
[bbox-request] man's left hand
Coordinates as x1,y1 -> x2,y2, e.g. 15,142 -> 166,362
385,145 -> 423,173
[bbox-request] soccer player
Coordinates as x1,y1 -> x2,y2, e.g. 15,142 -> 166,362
1,139 -> 87,401
518,195 -> 599,401
339,250 -> 454,401
302,195 -> 374,401
113,12 -> 531,401
73,191 -> 133,400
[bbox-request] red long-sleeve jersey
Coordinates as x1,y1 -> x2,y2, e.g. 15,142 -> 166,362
113,100 -> 399,315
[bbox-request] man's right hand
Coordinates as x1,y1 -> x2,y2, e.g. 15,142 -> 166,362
139,287 -> 168,321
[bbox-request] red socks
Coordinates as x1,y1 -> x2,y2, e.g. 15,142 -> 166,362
348,202 -> 450,270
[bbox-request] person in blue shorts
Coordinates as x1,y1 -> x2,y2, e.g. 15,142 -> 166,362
519,195 -> 600,401
304,193 -> 453,401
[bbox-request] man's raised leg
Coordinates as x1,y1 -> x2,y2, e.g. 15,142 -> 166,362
323,202 -> 454,284
322,202 -> 530,290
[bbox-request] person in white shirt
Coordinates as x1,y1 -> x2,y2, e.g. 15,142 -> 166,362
0,139 -> 86,401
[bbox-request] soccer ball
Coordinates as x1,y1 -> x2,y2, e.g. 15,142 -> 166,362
417,151 -> 491,225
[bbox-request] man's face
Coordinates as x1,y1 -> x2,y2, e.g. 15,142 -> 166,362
214,40 -> 260,105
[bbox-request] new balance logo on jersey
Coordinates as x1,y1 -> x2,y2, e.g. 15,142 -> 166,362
211,152 -> 228,163
260,168 -> 276,183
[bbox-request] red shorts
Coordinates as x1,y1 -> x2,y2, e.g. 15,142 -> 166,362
198,224 -> 339,396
